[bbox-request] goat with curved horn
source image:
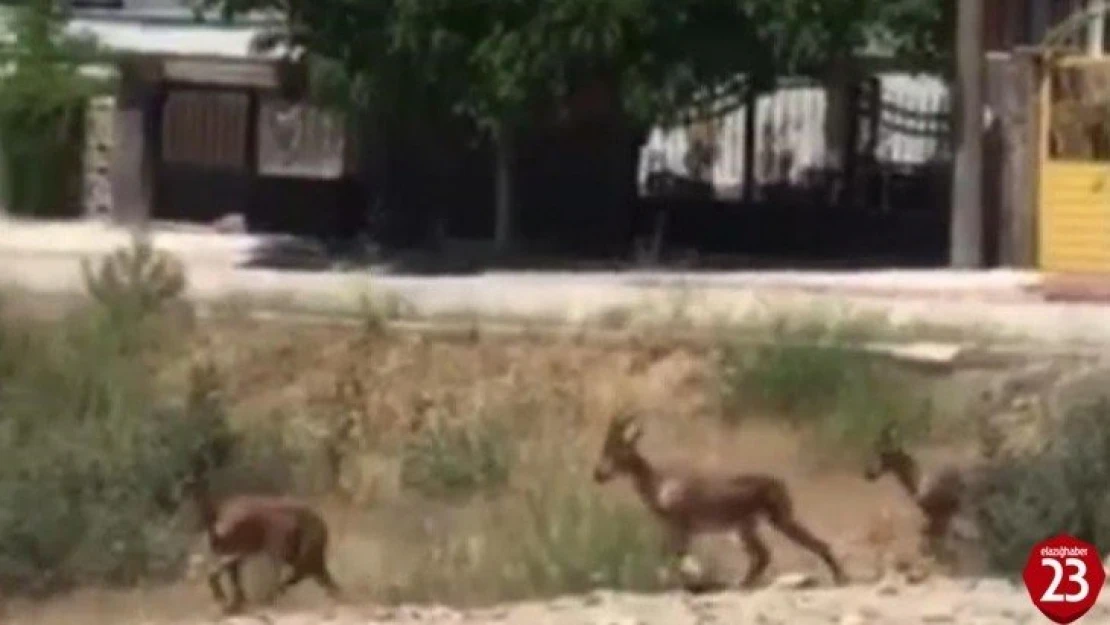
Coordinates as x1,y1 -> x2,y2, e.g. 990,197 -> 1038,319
863,427 -> 972,556
593,414 -> 848,590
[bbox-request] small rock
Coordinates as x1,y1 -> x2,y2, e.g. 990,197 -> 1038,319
368,606 -> 398,620
773,572 -> 818,590
397,605 -> 426,621
968,578 -> 1014,594
211,212 -> 247,234
548,596 -> 581,611
905,566 -> 932,585
754,613 -> 787,625
592,615 -> 643,625
584,589 -> 616,606
883,342 -> 964,366
921,610 -> 955,623
685,595 -> 722,618
859,606 -> 882,620
427,606 -> 462,622
678,554 -> 707,583
874,573 -> 901,596
480,607 -> 510,621
839,612 -> 868,625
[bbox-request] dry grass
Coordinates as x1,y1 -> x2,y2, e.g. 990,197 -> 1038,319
180,317 -> 942,591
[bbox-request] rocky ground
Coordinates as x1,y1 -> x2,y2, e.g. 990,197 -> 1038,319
74,576 -> 1096,625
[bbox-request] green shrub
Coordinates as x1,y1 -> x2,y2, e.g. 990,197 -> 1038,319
0,318 -> 228,593
400,415 -> 513,500
506,481 -> 669,596
716,333 -> 928,455
81,237 -> 189,328
391,476 -> 667,604
974,399 -> 1110,573
0,102 -> 85,216
718,340 -> 869,420
0,248 -> 291,595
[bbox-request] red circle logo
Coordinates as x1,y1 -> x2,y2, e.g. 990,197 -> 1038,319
1022,534 -> 1106,624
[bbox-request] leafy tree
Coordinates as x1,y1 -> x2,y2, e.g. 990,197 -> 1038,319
0,0 -> 108,215
195,0 -> 951,247
774,0 -> 953,75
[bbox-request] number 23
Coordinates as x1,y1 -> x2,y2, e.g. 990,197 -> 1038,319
1041,557 -> 1090,603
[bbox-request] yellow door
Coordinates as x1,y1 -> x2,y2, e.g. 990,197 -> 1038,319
1039,161 -> 1110,272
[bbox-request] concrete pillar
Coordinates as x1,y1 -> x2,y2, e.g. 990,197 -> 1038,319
1087,0 -> 1106,55
109,60 -> 160,226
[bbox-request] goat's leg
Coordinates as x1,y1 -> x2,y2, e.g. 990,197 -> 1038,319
311,561 -> 342,599
920,514 -> 954,562
205,554 -> 240,609
206,568 -> 228,607
275,567 -> 308,598
224,559 -> 248,614
274,553 -> 318,598
766,511 -> 847,585
737,518 -> 771,588
663,525 -> 718,594
275,536 -> 341,601
276,560 -> 341,600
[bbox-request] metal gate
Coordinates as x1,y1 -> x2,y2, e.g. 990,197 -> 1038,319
156,88 -> 251,221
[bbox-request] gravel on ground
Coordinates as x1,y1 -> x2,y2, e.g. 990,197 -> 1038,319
83,576 -> 1093,625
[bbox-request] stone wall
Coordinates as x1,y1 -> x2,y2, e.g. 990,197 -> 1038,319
83,95 -> 116,219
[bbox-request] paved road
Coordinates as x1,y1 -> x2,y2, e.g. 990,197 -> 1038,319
3,219 -> 1110,346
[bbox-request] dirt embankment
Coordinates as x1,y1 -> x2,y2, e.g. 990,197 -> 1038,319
1,314 -> 1086,625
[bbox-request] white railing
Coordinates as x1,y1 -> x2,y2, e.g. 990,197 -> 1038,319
638,73 -> 951,199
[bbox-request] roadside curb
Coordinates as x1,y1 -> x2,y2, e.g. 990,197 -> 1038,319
192,302 -> 1104,372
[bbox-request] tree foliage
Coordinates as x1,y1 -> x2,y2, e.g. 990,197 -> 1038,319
0,0 -> 108,215
195,0 -> 951,130
0,0 -> 106,119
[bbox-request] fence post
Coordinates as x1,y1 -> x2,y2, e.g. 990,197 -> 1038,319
1087,0 -> 1105,56
986,49 -> 1040,267
950,0 -> 985,268
741,88 -> 757,203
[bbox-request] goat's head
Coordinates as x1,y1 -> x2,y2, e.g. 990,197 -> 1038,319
593,414 -> 644,483
863,424 -> 913,482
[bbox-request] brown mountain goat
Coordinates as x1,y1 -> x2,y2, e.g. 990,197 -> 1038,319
863,426 -> 975,556
593,414 -> 848,590
180,473 -> 341,614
